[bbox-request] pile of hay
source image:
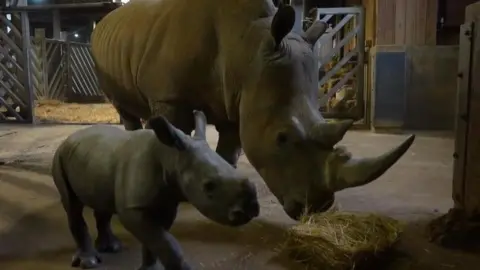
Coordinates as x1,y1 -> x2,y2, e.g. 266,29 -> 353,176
35,99 -> 120,124
281,212 -> 403,270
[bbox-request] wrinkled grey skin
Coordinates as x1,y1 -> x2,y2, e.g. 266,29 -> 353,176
91,0 -> 415,220
51,111 -> 259,270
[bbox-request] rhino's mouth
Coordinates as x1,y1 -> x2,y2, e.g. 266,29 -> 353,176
282,194 -> 335,220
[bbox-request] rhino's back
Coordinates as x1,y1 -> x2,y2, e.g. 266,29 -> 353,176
56,126 -> 131,211
91,0 -> 220,119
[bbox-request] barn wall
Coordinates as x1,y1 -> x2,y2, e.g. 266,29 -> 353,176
373,0 -> 438,46
370,45 -> 458,130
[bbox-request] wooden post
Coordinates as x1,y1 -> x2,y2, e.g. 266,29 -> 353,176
52,9 -> 61,40
427,1 -> 480,250
457,1 -> 480,220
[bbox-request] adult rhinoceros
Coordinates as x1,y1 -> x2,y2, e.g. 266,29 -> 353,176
91,0 -> 415,220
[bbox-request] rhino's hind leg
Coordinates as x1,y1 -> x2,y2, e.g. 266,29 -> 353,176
215,125 -> 242,168
94,211 -> 122,253
61,197 -> 101,268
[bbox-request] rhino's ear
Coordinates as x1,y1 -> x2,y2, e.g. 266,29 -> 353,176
302,20 -> 328,45
271,4 -> 295,49
148,116 -> 187,151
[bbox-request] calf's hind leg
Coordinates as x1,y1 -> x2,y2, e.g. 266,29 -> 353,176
61,196 -> 101,268
94,211 -> 122,253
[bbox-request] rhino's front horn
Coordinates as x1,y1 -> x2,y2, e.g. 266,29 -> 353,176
193,110 -> 207,140
331,134 -> 415,191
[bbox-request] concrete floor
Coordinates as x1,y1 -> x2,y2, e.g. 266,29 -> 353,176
0,124 -> 478,270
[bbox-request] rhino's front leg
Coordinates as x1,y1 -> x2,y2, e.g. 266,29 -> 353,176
215,124 -> 242,168
148,101 -> 194,134
115,105 -> 143,131
118,209 -> 191,270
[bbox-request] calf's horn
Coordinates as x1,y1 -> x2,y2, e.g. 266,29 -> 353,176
193,110 -> 207,140
330,134 -> 415,191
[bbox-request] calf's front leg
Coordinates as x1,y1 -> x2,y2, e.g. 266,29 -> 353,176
118,209 -> 191,270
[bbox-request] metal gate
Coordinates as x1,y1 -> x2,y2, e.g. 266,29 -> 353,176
315,7 -> 365,120
0,11 -> 34,123
67,42 -> 102,102
36,39 -> 68,100
33,39 -> 103,103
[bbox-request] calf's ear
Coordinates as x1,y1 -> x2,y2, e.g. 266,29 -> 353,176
147,116 -> 187,151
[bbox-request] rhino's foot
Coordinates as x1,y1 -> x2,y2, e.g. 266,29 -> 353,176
71,250 -> 102,269
95,234 -> 122,253
137,262 -> 164,270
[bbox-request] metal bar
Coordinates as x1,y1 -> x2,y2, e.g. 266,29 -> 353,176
49,62 -> 66,99
0,110 -> 6,121
318,48 -> 357,86
77,46 -> 99,93
20,10 -> 34,122
0,30 -> 24,62
0,14 -> 22,39
316,7 -> 363,15
40,36 -> 49,98
0,96 -> 23,121
1,2 -> 120,12
320,24 -> 360,65
319,64 -> 359,105
69,46 -> 96,95
66,41 -> 73,99
0,61 -> 25,94
48,54 -> 67,97
0,75 -> 26,107
323,14 -> 353,38
354,7 -> 366,122
319,14 -> 334,23
0,45 -> 23,72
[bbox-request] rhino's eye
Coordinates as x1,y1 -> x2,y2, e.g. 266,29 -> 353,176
276,132 -> 288,146
203,180 -> 217,198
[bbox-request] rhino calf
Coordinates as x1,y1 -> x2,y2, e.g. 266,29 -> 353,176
51,111 -> 259,270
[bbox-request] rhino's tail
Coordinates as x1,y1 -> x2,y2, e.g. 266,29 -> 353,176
51,148 -> 79,210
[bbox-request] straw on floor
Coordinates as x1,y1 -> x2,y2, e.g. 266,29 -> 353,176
281,211 -> 403,270
35,100 -> 120,124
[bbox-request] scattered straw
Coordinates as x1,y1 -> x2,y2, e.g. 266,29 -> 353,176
281,212 -> 403,270
34,100 -> 120,124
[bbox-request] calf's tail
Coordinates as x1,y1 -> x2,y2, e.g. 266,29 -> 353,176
51,149 -> 78,208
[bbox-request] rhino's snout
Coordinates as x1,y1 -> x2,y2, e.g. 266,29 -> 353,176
228,200 -> 260,226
